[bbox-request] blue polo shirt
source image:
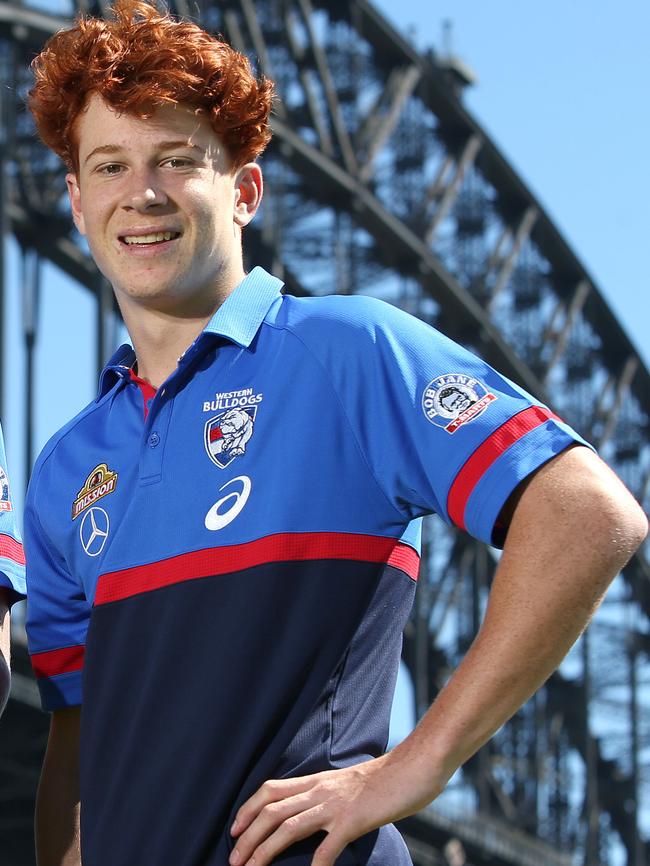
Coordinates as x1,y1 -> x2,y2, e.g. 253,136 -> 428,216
0,422 -> 25,604
25,268 -> 585,865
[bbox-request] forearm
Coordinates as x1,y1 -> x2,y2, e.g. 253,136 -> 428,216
36,768 -> 81,866
36,709 -> 82,866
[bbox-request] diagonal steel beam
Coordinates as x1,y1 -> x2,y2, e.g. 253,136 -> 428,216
283,5 -> 334,154
598,356 -> 639,450
425,133 -> 482,243
543,279 -> 591,381
295,0 -> 358,174
487,205 -> 538,308
357,63 -> 421,182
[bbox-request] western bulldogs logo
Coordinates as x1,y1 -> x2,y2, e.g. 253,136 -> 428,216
204,407 -> 257,469
422,373 -> 497,433
0,466 -> 11,512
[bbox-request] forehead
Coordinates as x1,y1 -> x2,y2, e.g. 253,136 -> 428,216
74,94 -> 224,162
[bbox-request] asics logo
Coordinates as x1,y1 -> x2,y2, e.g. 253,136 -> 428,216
80,507 -> 110,557
204,476 -> 252,531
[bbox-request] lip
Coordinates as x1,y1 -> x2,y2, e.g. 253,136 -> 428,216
117,227 -> 183,254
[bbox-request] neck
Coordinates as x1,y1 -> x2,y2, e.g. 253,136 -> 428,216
127,313 -> 211,387
118,269 -> 245,387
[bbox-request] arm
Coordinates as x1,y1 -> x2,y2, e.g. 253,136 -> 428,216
0,588 -> 10,715
35,706 -> 82,866
228,446 -> 648,866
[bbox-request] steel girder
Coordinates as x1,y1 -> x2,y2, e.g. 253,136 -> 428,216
0,2 -> 648,865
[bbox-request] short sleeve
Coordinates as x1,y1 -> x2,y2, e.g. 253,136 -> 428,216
0,422 -> 26,603
297,297 -> 589,547
24,479 -> 91,710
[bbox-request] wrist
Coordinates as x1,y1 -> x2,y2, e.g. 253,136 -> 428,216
370,744 -> 448,820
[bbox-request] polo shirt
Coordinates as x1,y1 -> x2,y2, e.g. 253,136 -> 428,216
0,422 -> 25,604
25,267 -> 586,865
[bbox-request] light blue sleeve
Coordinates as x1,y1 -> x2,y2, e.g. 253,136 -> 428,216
0,422 -> 26,601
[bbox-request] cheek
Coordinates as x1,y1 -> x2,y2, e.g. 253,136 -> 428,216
77,194 -> 108,232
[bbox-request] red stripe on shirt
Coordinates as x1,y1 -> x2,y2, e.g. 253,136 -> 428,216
447,406 -> 561,530
0,534 -> 25,566
95,532 -> 420,606
31,644 -> 85,680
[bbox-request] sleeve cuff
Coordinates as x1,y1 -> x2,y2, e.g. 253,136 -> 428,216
462,418 -> 591,546
37,670 -> 83,711
0,572 -> 26,606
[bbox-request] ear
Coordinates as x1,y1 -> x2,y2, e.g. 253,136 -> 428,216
66,172 -> 87,236
233,163 -> 263,227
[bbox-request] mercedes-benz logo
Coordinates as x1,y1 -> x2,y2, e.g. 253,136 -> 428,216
79,507 -> 110,557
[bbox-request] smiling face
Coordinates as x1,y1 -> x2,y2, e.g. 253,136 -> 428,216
66,94 -> 262,318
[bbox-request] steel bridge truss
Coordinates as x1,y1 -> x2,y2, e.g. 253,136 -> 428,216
0,1 -> 648,864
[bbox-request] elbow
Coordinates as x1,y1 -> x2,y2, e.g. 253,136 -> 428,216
616,495 -> 648,560
582,472 -> 648,571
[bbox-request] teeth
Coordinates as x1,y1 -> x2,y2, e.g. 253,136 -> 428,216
123,231 -> 178,245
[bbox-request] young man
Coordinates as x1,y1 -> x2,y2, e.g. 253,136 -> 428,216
24,2 -> 647,865
0,421 -> 26,716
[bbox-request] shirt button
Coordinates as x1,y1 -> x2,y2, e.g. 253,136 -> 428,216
149,432 -> 160,447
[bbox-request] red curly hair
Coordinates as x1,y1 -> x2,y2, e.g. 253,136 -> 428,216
28,0 -> 274,173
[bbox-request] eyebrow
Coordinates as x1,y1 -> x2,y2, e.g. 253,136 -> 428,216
84,140 -> 207,165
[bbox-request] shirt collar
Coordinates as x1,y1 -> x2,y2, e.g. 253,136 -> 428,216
97,268 -> 284,400
202,267 -> 284,348
97,344 -> 136,400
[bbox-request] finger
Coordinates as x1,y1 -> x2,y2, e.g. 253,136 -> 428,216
229,792 -> 315,865
231,776 -> 315,836
234,805 -> 328,866
312,830 -> 348,866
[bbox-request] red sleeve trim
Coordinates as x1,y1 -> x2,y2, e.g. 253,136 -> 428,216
0,534 -> 25,566
31,644 -> 85,679
95,532 -> 420,606
447,406 -> 560,531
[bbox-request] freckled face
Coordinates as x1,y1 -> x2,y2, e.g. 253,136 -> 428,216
66,95 -> 258,315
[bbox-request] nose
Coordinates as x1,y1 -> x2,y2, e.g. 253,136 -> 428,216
123,170 -> 168,211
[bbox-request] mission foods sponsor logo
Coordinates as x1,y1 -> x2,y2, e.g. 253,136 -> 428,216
422,373 -> 497,433
0,466 -> 12,512
72,463 -> 118,520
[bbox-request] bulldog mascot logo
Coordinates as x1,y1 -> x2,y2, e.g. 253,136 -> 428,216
204,407 -> 257,469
